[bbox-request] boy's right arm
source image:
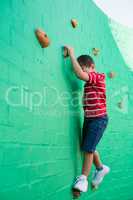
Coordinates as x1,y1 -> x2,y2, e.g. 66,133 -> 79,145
65,46 -> 89,82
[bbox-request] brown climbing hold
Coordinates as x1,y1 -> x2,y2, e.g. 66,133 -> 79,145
71,19 -> 78,28
92,48 -> 100,56
35,28 -> 50,48
109,72 -> 116,79
72,188 -> 81,199
63,46 -> 69,58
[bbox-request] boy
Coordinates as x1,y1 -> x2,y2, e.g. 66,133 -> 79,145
64,46 -> 110,197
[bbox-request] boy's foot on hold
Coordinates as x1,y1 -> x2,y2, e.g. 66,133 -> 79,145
72,175 -> 88,198
91,165 -> 110,189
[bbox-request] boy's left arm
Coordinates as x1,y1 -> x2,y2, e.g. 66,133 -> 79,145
65,46 -> 89,81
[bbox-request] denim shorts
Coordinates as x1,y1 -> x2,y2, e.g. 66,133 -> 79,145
81,114 -> 109,153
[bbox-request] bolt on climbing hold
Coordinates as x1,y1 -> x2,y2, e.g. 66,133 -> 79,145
35,28 -> 50,48
72,188 -> 81,199
109,72 -> 116,79
71,19 -> 78,28
118,101 -> 123,109
63,46 -> 69,58
92,48 -> 100,56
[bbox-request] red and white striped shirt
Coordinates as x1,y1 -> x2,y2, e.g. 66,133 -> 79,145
83,71 -> 107,118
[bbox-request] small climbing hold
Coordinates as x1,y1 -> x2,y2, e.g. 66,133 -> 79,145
35,28 -> 50,48
63,46 -> 69,58
72,188 -> 81,199
118,101 -> 123,109
91,184 -> 98,191
71,19 -> 78,28
109,71 -> 116,79
92,48 -> 100,56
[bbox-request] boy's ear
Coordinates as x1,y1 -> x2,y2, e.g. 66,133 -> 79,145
91,63 -> 95,69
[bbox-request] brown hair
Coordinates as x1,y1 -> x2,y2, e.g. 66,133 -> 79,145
77,55 -> 94,68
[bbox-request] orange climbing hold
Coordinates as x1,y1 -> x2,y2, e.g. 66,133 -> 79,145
35,28 -> 50,48
109,72 -> 116,79
92,48 -> 100,56
71,19 -> 78,28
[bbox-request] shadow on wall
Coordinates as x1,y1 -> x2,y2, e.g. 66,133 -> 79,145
61,53 -> 84,177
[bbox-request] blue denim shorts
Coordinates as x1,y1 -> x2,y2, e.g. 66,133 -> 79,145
81,114 -> 109,153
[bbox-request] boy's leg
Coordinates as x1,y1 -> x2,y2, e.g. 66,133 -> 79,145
82,152 -> 94,177
91,150 -> 110,188
72,152 -> 93,197
93,151 -> 103,169
81,151 -> 103,177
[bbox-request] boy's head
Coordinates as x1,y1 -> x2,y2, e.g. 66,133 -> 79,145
77,55 -> 95,72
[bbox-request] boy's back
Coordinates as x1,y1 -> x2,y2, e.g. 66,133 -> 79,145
83,71 -> 107,118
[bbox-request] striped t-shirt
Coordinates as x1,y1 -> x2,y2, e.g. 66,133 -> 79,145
83,71 -> 107,118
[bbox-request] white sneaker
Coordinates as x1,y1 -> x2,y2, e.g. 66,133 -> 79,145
73,175 -> 88,192
91,165 -> 110,187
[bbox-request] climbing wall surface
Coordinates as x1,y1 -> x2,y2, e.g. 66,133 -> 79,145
0,0 -> 133,200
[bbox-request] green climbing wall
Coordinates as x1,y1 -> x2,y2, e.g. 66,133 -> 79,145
0,0 -> 133,200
